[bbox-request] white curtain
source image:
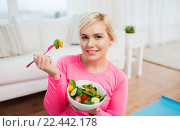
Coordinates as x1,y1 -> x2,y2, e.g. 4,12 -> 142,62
126,0 -> 180,47
7,0 -> 18,18
67,0 -> 125,30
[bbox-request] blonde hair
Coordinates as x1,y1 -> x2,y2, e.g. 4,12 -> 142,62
79,12 -> 116,41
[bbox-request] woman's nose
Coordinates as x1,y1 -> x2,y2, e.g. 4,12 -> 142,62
87,38 -> 95,47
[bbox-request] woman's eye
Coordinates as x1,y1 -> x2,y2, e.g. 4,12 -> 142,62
96,36 -> 102,39
82,36 -> 88,39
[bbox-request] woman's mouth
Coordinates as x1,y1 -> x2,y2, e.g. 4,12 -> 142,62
86,50 -> 99,55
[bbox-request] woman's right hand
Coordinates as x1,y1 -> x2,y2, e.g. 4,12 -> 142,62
33,54 -> 60,79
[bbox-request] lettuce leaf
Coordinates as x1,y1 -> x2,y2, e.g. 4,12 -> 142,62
69,79 -> 76,89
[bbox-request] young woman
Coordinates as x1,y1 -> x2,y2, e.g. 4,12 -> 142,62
34,12 -> 128,116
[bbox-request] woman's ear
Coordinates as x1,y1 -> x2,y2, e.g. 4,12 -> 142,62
109,41 -> 113,46
109,37 -> 114,46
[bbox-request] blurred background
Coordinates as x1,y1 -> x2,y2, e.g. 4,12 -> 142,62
0,0 -> 180,116
1,0 -> 180,46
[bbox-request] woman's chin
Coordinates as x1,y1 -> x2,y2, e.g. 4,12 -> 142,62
84,53 -> 100,61
87,56 -> 98,61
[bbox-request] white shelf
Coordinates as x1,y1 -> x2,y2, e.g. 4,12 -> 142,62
124,43 -> 144,79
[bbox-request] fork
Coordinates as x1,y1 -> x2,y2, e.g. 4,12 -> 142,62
26,45 -> 55,68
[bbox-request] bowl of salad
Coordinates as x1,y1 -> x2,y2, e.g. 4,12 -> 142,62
67,79 -> 107,111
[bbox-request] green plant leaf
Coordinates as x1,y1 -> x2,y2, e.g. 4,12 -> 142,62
125,25 -> 135,33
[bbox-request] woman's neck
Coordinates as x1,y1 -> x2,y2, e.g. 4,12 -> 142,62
80,54 -> 108,74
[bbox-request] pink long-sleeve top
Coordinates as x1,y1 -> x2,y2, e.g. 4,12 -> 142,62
44,54 -> 128,116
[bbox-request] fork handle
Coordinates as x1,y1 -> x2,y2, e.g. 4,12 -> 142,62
26,61 -> 34,68
26,51 -> 49,68
26,44 -> 54,68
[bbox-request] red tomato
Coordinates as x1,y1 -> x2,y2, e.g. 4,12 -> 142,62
81,94 -> 88,102
89,87 -> 94,89
74,96 -> 81,103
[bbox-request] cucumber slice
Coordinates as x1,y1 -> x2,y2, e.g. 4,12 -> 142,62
91,97 -> 100,104
70,88 -> 77,96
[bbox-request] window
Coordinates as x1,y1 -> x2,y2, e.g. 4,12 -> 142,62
17,0 -> 67,19
0,0 -> 9,19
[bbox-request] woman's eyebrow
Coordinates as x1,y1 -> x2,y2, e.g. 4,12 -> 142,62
80,34 -> 87,36
94,33 -> 104,35
80,33 -> 104,36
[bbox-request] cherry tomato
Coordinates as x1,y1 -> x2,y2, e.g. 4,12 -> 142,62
68,85 -> 74,92
59,41 -> 63,48
81,94 -> 88,102
89,87 -> 94,89
74,96 -> 81,103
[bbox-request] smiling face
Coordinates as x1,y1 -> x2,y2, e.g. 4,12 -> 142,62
79,21 -> 113,62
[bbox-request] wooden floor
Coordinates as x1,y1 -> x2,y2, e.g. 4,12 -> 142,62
125,61 -> 180,115
0,61 -> 180,116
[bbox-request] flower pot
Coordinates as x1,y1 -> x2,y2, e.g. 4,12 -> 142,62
126,33 -> 135,45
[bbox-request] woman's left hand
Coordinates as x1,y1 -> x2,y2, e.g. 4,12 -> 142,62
69,102 -> 100,115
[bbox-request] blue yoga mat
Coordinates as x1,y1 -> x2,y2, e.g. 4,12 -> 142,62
130,95 -> 180,116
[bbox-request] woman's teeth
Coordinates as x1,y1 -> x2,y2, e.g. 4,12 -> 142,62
86,50 -> 99,55
87,50 -> 98,53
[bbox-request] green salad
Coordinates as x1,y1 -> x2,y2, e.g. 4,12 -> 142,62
68,79 -> 107,105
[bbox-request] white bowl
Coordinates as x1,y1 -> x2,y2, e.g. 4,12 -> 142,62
67,80 -> 106,111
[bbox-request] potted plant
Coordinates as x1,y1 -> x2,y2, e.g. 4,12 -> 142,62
125,25 -> 135,45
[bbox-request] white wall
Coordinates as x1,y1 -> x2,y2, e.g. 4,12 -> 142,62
126,0 -> 180,47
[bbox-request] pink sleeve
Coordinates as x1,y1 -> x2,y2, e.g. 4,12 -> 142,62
44,58 -> 68,116
95,77 -> 128,116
